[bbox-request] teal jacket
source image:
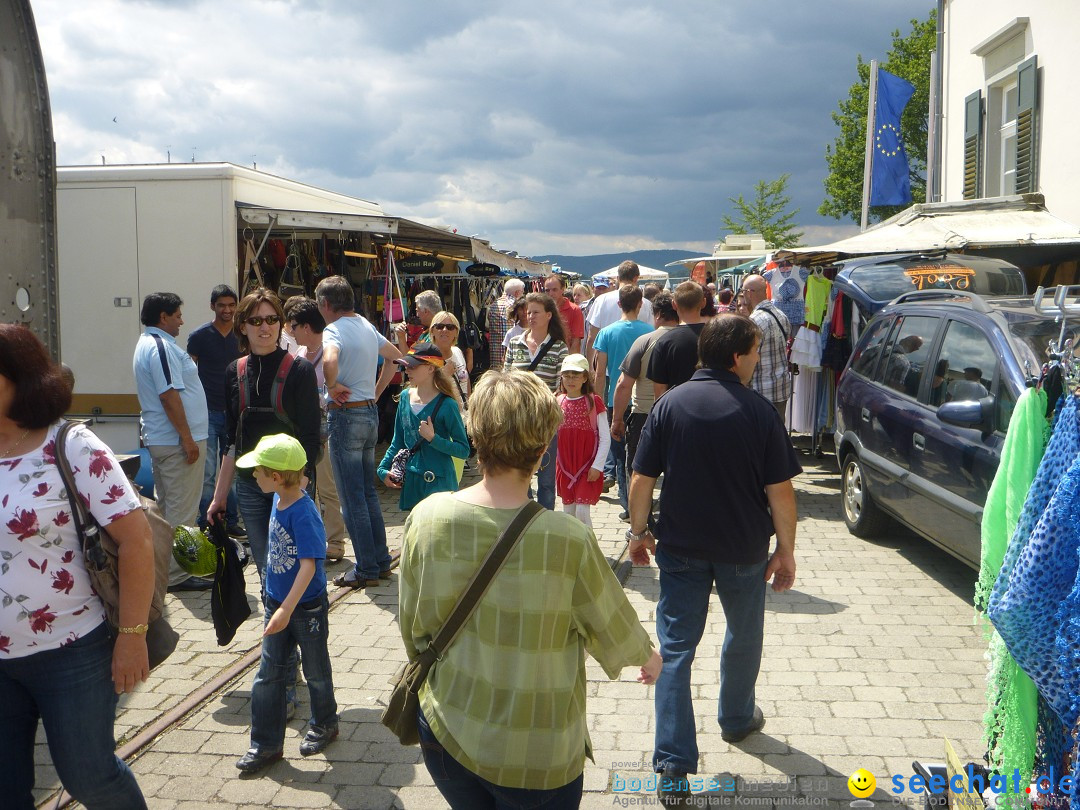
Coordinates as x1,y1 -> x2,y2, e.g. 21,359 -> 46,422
377,392 -> 469,510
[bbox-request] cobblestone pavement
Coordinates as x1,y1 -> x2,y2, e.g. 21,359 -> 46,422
36,442 -> 990,809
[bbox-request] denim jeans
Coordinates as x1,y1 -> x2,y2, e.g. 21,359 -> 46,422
417,706 -> 583,809
0,623 -> 147,809
200,409 -> 239,527
652,547 -> 767,775
327,404 -> 392,579
534,434 -> 558,510
251,594 -> 338,753
607,405 -> 628,511
235,475 -> 274,582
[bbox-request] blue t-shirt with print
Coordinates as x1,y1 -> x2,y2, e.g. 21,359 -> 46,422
265,493 -> 327,604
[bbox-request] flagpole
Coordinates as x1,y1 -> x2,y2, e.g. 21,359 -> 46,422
860,59 -> 879,231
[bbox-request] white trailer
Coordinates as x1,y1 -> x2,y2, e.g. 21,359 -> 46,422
57,162 -> 388,451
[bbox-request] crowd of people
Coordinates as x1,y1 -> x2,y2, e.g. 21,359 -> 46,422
0,258 -> 801,809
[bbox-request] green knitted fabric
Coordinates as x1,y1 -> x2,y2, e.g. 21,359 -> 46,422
977,387 -> 1047,793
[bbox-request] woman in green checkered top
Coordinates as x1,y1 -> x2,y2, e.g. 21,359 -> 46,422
398,369 -> 662,808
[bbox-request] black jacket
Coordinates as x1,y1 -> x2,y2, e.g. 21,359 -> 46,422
224,348 -> 321,479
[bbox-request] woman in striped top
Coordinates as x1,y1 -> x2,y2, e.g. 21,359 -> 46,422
503,292 -> 568,508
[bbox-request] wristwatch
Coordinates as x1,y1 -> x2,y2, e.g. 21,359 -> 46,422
625,528 -> 649,542
117,624 -> 149,635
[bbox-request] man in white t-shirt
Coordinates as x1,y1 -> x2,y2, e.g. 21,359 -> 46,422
316,277 -> 402,589
585,260 -> 654,363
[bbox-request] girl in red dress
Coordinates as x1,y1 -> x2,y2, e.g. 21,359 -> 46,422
555,354 -> 610,527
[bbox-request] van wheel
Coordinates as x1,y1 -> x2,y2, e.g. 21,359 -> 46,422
842,454 -> 890,537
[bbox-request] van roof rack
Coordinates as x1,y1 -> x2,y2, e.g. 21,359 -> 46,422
891,289 -> 992,313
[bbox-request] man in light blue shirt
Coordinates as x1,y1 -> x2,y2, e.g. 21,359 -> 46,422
316,276 -> 402,588
133,292 -> 210,589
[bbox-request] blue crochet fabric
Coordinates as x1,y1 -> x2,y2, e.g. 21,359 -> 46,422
989,396 -> 1080,731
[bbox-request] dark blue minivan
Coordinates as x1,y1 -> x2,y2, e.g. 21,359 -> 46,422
834,288 -> 1067,568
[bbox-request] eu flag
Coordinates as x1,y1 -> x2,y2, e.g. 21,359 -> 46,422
870,68 -> 916,207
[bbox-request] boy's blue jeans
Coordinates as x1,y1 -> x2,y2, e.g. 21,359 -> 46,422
250,593 -> 338,753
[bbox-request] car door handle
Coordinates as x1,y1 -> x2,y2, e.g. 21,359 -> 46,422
913,433 -> 925,451
861,408 -> 871,423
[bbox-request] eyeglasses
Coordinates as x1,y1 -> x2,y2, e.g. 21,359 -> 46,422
244,315 -> 281,326
431,323 -> 458,331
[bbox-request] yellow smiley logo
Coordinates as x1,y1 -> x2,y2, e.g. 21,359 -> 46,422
848,769 -> 876,798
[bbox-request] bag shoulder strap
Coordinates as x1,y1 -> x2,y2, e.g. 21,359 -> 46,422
759,305 -> 788,341
237,355 -> 250,414
408,394 -> 446,454
526,338 -> 555,372
271,351 -> 297,424
54,420 -> 93,553
428,500 -> 545,657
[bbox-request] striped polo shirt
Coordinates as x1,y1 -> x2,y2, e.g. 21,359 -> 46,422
503,334 -> 568,392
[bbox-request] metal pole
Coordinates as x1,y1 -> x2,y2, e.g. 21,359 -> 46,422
926,51 -> 939,203
860,59 -> 879,231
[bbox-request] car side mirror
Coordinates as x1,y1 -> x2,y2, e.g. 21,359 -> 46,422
938,397 -> 994,430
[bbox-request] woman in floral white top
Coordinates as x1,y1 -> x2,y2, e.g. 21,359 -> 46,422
0,325 -> 155,808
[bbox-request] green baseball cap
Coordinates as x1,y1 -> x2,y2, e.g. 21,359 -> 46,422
235,433 -> 307,471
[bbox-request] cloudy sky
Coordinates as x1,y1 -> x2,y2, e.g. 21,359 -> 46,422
33,0 -> 931,257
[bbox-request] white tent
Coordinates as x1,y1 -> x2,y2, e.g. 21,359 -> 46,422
591,264 -> 669,286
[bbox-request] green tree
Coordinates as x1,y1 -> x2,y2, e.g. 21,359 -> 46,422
819,10 -> 936,224
721,174 -> 804,248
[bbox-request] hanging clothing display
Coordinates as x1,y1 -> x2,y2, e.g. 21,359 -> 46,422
985,393 -> 1080,798
762,265 -> 809,327
804,273 -> 832,329
977,387 -> 1048,795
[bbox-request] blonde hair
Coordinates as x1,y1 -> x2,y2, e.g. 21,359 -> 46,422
255,466 -> 303,486
396,361 -> 463,408
430,310 -> 460,330
572,283 -> 593,301
467,369 -> 562,475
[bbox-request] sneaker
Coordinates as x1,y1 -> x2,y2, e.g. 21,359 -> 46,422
619,510 -> 630,522
236,747 -> 283,774
602,476 -> 616,492
227,523 -> 247,539
721,705 -> 766,743
299,724 -> 339,756
657,768 -> 692,807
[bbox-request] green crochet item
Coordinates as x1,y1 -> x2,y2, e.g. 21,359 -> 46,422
977,387 -> 1047,793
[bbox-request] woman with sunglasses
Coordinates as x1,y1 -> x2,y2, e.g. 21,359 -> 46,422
207,289 -> 321,583
428,311 -> 470,403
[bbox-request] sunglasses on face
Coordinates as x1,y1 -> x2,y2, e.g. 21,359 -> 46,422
431,323 -> 458,331
245,315 -> 281,327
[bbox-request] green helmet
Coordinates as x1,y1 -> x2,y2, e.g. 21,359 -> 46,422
172,525 -> 217,578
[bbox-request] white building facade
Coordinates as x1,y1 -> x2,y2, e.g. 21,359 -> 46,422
940,2 -> 1080,223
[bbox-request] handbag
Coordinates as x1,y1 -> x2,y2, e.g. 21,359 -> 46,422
54,421 -> 179,669
381,500 -> 545,745
278,245 -> 306,300
386,395 -> 446,486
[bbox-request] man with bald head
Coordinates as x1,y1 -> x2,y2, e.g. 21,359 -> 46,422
741,274 -> 792,424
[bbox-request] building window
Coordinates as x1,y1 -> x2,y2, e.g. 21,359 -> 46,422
987,79 -> 1018,196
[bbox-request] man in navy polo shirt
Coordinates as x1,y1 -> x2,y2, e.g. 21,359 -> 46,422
187,284 -> 244,537
627,314 -> 801,807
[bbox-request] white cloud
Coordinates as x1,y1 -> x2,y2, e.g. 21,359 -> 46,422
31,0 -> 928,256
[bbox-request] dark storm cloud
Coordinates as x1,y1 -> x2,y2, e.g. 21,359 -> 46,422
35,0 -> 929,252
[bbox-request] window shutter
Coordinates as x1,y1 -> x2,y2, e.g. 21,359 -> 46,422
963,91 -> 982,200
1015,55 -> 1039,194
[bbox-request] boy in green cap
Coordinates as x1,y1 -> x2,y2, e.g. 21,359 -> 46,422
233,434 -> 338,774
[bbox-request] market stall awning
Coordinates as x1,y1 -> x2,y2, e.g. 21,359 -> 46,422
773,194 -> 1080,266
237,205 -> 551,275
666,251 -> 769,271
591,264 -> 669,285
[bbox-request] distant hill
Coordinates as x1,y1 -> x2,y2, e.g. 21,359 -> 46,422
533,249 -> 702,278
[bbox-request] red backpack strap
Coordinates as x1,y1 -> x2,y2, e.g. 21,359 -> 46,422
271,352 -> 296,424
237,356 -> 250,414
